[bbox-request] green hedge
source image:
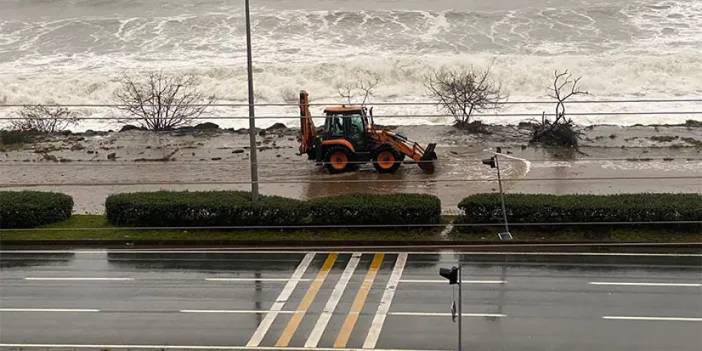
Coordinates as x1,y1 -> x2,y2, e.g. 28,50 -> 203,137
0,191 -> 74,228
105,191 -> 441,227
458,193 -> 702,231
105,191 -> 305,227
307,193 -> 441,225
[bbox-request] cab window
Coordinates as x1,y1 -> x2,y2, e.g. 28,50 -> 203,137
326,116 -> 344,137
347,115 -> 365,136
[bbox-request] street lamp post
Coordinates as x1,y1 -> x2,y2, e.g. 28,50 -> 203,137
244,0 -> 259,201
482,148 -> 512,240
494,152 -> 510,236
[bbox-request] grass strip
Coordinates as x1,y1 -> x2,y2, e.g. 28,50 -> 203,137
0,215 -> 444,241
0,215 -> 699,243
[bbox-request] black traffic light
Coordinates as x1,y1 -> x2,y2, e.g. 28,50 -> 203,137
439,266 -> 459,285
482,156 -> 496,168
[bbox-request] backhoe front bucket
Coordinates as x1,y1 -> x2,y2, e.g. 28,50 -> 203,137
418,143 -> 437,173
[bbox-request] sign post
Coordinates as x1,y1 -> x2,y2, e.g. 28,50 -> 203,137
439,265 -> 462,350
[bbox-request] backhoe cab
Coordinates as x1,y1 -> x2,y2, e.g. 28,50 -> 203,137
298,90 -> 437,174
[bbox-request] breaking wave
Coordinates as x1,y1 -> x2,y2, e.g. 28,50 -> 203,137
0,0 -> 700,129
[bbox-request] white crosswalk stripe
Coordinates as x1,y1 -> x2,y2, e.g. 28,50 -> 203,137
246,253 -> 315,347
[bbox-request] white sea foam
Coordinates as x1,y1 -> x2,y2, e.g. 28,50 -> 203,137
0,0 -> 700,130
2,53 -> 699,102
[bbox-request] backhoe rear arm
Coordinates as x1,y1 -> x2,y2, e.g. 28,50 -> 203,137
298,90 -> 315,155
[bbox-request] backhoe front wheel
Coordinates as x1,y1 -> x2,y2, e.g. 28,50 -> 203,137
372,148 -> 402,173
324,146 -> 353,173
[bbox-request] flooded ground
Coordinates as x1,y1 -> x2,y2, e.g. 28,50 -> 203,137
1,124 -> 700,214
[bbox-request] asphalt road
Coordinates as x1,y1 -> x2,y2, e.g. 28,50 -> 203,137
0,249 -> 701,350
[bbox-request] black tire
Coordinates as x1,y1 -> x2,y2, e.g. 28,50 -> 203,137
372,147 -> 402,174
323,146 -> 353,173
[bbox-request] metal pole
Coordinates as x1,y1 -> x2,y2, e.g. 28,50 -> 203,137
458,264 -> 462,351
245,0 -> 259,201
495,154 -> 509,233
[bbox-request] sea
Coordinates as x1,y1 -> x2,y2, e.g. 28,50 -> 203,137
1,0 -> 701,130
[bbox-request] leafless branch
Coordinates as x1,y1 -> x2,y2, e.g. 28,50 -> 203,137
337,83 -> 355,105
10,105 -> 80,133
424,66 -> 507,129
531,69 -> 588,147
548,69 -> 588,123
114,72 -> 215,131
335,70 -> 381,106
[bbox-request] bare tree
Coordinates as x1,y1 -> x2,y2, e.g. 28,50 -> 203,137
425,66 -> 506,129
10,105 -> 79,133
549,69 -> 588,124
531,70 -> 588,147
114,72 -> 214,131
336,70 -> 381,106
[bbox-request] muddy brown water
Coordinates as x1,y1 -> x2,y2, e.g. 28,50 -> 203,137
1,125 -> 700,214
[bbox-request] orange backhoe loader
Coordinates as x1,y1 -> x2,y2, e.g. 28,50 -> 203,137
298,90 -> 437,173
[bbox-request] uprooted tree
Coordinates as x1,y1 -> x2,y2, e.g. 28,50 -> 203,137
10,105 -> 80,133
531,70 -> 588,147
336,70 -> 381,106
114,72 -> 215,131
425,66 -> 506,132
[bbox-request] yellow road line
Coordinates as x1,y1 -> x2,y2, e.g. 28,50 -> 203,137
334,253 -> 384,348
275,253 -> 338,347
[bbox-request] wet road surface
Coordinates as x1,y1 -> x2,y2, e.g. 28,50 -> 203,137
0,249 -> 701,350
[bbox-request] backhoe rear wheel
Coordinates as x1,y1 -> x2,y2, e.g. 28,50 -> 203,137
372,147 -> 402,174
324,146 -> 353,173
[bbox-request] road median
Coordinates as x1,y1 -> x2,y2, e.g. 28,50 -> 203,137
2,191 -> 699,249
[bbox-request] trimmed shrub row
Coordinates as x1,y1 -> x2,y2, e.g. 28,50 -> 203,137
105,191 -> 306,227
0,191 -> 74,228
307,193 -> 441,225
458,193 -> 702,231
105,191 -> 442,227
8,191 -> 697,231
